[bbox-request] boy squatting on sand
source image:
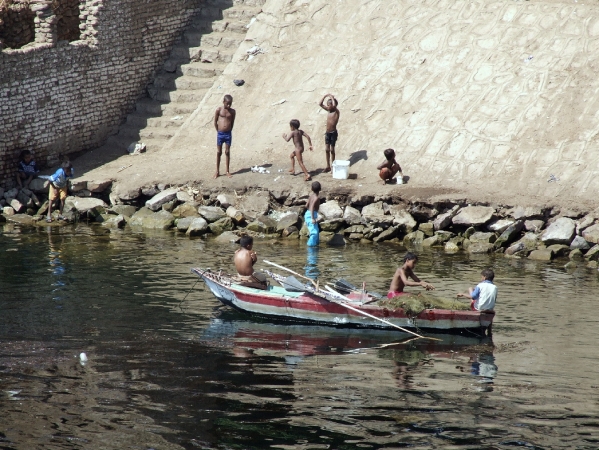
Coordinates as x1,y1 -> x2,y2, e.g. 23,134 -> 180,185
282,119 -> 313,181
318,93 -> 340,173
213,94 -> 236,179
16,150 -> 40,188
377,148 -> 403,184
234,235 -> 268,290
387,252 -> 435,298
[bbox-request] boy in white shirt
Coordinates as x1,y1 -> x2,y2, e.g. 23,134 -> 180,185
457,269 -> 497,312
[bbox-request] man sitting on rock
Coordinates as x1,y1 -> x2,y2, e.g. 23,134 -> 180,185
234,235 -> 268,290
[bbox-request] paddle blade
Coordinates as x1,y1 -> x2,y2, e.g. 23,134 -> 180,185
280,276 -> 307,292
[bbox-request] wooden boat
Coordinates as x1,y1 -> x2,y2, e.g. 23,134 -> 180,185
191,267 -> 495,336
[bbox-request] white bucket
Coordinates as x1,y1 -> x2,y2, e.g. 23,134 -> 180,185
332,160 -> 350,179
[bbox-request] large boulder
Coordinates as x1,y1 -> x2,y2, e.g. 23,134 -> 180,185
509,206 -> 544,220
373,226 -> 399,243
410,204 -> 438,222
66,197 -> 107,214
389,207 -> 417,232
585,245 -> 599,261
172,203 -> 200,219
226,206 -> 246,224
109,205 -> 137,217
198,206 -> 226,223
487,218 -> 515,233
116,186 -> 141,201
209,217 -> 234,235
403,230 -> 425,246
570,235 -> 591,251
246,215 -> 277,234
546,244 -> 570,258
582,223 -> 599,244
146,188 -> 179,211
524,219 -> 544,232
343,206 -> 362,225
10,199 -> 25,213
129,208 -> 174,230
494,221 -> 525,248
468,232 -> 496,244
87,180 -> 112,193
214,231 -> 240,244
361,202 -> 391,224
433,206 -> 459,231
276,212 -> 299,232
186,217 -> 209,236
326,233 -> 346,246
529,249 -> 554,261
238,192 -> 270,219
102,214 -> 126,229
176,216 -> 196,232
176,191 -> 195,204
452,206 -> 495,227
506,233 -> 539,256
216,193 -> 236,209
28,178 -> 49,193
541,217 -> 576,245
418,222 -> 434,237
467,242 -> 495,254
320,219 -> 344,232
319,200 -> 343,220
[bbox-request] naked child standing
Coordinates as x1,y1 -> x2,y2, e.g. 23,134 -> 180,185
319,93 -> 340,172
213,94 -> 236,178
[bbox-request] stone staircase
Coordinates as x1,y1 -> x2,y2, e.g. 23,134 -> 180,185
105,0 -> 265,153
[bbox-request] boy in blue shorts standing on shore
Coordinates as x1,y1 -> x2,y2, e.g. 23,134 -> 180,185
213,94 -> 236,178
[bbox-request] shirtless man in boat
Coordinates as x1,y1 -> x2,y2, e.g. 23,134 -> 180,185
234,235 -> 267,290
387,252 -> 435,298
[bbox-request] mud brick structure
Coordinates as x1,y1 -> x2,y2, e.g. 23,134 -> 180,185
0,0 -> 206,187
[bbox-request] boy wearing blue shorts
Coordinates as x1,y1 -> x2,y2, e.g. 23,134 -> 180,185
213,94 -> 236,178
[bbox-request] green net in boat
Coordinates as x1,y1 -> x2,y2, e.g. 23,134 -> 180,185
377,293 -> 471,316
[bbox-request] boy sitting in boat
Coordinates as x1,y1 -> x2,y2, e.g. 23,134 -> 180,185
457,269 -> 497,311
388,252 -> 435,298
234,235 -> 268,290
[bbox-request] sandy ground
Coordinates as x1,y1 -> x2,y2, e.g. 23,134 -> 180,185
72,0 -> 599,211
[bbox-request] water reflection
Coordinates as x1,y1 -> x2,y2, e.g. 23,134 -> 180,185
304,245 -> 320,279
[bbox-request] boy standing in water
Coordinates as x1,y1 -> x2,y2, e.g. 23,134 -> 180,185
45,161 -> 74,223
305,181 -> 321,247
377,148 -> 403,184
283,119 -> 313,181
387,252 -> 435,298
213,94 -> 236,178
319,93 -> 340,172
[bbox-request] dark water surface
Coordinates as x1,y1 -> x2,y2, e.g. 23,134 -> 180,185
1,224 -> 598,449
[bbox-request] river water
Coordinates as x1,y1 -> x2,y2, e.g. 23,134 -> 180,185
0,224 -> 598,449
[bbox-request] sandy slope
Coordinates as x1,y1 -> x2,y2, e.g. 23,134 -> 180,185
75,0 -> 599,210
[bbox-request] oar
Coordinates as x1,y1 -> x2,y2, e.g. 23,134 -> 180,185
264,260 -> 318,289
323,286 -> 432,340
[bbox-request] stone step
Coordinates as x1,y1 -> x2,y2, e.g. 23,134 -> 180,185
198,5 -> 223,21
170,44 -> 202,61
153,73 -> 213,91
227,21 -> 249,34
147,86 -> 207,103
126,112 -> 151,129
223,5 -> 262,20
180,61 -> 226,78
197,32 -> 242,49
136,98 -> 166,115
146,114 -> 189,129
189,19 -> 245,35
197,47 -> 235,63
162,102 -> 199,115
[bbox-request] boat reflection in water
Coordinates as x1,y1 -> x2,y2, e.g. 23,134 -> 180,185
202,311 -> 496,384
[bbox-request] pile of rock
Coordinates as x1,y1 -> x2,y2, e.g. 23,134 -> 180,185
3,182 -> 599,267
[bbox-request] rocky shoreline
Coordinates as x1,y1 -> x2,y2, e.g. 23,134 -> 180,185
2,179 -> 599,269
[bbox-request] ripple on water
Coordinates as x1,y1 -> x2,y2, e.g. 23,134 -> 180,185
0,227 -> 598,449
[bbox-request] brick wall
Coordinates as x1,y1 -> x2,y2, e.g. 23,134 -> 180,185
0,0 -> 205,188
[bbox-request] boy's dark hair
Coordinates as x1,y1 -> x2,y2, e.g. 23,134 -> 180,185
403,252 -> 418,263
290,119 -> 300,129
383,148 -> 395,160
311,181 -> 321,193
240,235 -> 253,248
19,150 -> 32,160
62,161 -> 73,170
481,268 -> 494,281
223,94 -> 233,103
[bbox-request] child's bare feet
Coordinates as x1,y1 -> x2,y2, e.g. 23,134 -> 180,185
288,169 -> 295,174
304,175 -> 312,181
324,167 -> 331,173
226,172 -> 232,178
213,171 -> 220,179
